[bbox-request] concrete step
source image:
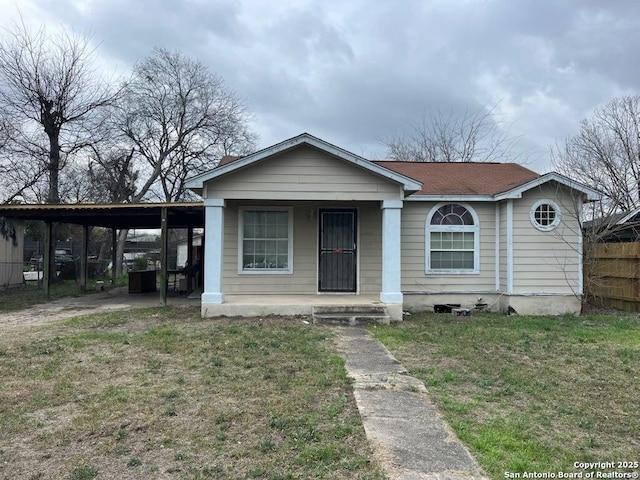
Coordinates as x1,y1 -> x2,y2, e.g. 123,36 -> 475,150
312,306 -> 390,326
313,305 -> 387,315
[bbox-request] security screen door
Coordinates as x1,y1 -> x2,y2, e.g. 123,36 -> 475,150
318,209 -> 357,292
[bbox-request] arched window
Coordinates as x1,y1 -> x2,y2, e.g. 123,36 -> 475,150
426,203 -> 479,273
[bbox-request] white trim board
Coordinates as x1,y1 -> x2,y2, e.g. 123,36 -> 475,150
494,172 -> 601,201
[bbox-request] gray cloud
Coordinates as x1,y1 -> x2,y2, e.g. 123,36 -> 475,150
3,0 -> 640,172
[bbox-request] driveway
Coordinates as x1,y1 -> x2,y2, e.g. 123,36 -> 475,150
0,287 -> 200,332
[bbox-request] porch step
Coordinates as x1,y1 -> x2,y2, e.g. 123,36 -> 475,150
312,305 -> 390,326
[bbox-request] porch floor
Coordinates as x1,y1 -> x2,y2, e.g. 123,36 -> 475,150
201,294 -> 402,321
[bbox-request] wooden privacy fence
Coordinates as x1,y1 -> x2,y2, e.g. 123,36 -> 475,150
585,242 -> 640,311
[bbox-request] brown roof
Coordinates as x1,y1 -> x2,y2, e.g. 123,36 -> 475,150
217,155 -> 242,167
373,161 -> 539,196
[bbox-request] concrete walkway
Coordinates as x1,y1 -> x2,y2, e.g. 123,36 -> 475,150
336,327 -> 488,480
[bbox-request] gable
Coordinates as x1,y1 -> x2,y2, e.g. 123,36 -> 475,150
204,145 -> 405,201
186,133 -> 422,197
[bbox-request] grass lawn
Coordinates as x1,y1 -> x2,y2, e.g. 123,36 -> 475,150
0,307 -> 385,479
371,312 -> 640,480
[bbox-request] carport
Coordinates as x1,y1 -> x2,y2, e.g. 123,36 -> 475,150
0,202 -> 204,305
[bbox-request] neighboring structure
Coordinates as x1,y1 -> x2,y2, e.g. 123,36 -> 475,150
584,207 -> 640,243
176,234 -> 202,269
186,133 -> 600,320
0,219 -> 24,288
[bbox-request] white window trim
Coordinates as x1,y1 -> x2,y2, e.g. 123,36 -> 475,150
238,206 -> 294,274
425,202 -> 480,275
530,199 -> 561,232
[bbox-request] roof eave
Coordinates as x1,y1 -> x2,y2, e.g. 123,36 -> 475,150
493,173 -> 602,201
617,206 -> 640,224
406,194 -> 495,202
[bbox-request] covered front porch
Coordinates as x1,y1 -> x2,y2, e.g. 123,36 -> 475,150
200,198 -> 405,321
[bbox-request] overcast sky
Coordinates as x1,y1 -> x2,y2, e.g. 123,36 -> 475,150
2,0 -> 639,173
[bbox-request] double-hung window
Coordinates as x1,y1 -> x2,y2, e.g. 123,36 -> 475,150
239,207 -> 293,274
426,203 -> 479,273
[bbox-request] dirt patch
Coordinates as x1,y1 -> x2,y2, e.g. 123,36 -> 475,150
0,288 -> 198,334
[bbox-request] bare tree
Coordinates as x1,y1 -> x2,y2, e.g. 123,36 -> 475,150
0,22 -> 116,204
0,111 -> 47,203
552,94 -> 640,308
118,47 -> 257,203
553,95 -> 640,216
86,145 -> 138,203
382,102 -> 517,162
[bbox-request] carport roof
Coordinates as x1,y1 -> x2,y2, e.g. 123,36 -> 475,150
0,202 -> 204,229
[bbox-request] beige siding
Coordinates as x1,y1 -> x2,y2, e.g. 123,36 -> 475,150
359,205 -> 383,293
401,202 -> 497,293
511,185 -> 582,294
222,200 -> 382,294
205,146 -> 403,201
0,221 -> 24,288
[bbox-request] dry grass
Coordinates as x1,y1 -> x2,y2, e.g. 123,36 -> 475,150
371,312 -> 640,480
0,307 -> 385,479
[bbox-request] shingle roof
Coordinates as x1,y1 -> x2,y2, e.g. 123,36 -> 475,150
217,155 -> 242,167
373,161 -> 539,196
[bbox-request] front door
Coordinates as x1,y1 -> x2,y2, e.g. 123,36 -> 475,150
318,209 -> 357,292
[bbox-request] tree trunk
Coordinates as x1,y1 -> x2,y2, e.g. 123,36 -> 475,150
46,127 -> 61,204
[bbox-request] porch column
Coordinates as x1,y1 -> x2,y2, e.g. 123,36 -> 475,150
380,199 -> 403,304
202,198 -> 225,304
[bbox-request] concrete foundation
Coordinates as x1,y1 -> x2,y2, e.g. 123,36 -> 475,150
403,293 -> 502,313
201,293 -> 581,319
503,294 -> 581,316
403,292 -> 581,316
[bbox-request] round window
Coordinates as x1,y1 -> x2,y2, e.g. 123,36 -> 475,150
530,200 -> 561,231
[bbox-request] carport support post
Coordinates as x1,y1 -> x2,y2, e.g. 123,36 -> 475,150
80,225 -> 89,293
111,228 -> 117,286
43,221 -> 52,298
159,207 -> 168,307
380,200 -> 403,304
186,226 -> 194,295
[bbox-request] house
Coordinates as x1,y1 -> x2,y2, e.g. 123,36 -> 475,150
185,133 -> 600,320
